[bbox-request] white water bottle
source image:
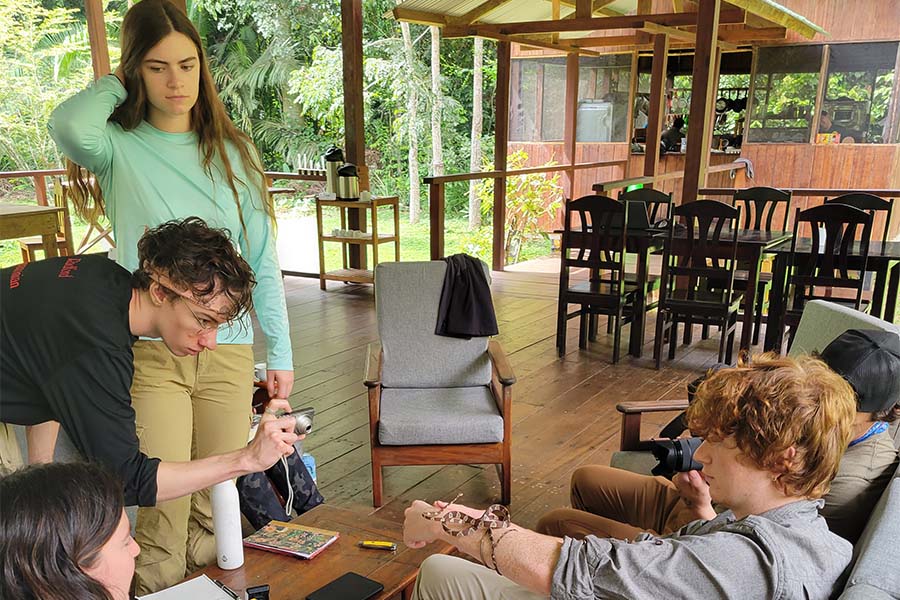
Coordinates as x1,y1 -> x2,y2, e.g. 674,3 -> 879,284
210,480 -> 244,569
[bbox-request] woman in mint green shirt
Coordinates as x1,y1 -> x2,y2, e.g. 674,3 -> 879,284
49,0 -> 293,593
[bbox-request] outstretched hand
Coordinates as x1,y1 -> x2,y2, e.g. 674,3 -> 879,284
244,408 -> 298,472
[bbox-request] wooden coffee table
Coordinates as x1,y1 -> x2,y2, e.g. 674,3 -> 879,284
193,505 -> 454,600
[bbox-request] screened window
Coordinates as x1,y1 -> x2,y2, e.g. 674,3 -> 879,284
822,42 -> 898,144
748,45 -> 824,143
576,54 -> 632,142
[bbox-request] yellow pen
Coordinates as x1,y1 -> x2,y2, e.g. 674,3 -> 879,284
358,540 -> 398,551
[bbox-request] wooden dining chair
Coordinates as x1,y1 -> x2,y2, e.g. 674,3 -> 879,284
654,200 -> 743,368
556,195 -> 638,363
618,187 -> 674,224
825,193 -> 893,246
18,177 -> 74,263
727,186 -> 792,345
781,203 -> 873,349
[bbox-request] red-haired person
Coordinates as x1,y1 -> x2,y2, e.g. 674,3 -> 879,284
402,354 -> 856,600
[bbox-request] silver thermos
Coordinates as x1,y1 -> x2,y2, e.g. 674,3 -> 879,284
324,146 -> 344,195
336,163 -> 360,200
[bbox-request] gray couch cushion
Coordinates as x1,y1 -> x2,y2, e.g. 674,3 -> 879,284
839,463 -> 900,599
375,261 -> 493,388
789,300 -> 900,357
378,387 -> 503,446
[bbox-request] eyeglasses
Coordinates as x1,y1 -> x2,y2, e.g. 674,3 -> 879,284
178,296 -> 220,333
150,276 -> 227,334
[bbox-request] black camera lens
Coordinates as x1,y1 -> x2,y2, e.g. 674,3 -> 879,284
651,437 -> 704,478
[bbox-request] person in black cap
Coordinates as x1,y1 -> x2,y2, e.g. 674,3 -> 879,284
817,329 -> 900,543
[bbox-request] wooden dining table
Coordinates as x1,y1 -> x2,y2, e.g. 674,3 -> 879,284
763,239 -> 900,352
0,202 -> 66,258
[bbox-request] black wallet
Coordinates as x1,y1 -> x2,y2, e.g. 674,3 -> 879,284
306,572 -> 384,600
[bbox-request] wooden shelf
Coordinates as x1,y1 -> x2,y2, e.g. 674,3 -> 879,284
322,268 -> 374,284
320,233 -> 397,245
316,195 -> 400,290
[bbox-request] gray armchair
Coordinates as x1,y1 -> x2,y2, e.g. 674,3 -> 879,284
364,261 -> 515,507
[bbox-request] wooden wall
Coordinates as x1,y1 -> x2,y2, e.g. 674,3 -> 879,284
775,0 -> 900,44
738,143 -> 900,239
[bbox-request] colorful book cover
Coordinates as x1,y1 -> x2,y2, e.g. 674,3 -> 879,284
243,521 -> 339,559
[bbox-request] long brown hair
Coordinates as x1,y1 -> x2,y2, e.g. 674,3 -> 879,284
66,0 -> 273,233
0,463 -> 126,600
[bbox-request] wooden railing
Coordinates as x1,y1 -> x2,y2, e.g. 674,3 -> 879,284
0,169 -> 66,206
592,161 -> 749,194
423,159 -> 628,264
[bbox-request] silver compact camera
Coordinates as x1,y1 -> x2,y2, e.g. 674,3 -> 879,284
286,407 -> 315,435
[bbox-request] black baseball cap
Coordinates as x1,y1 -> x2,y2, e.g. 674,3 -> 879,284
820,329 -> 900,413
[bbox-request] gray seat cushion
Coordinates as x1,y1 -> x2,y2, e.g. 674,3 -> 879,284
375,261 -> 492,388
839,463 -> 900,599
378,387 -> 503,446
789,299 -> 899,357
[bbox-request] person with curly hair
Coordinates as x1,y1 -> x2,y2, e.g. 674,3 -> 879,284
536,329 -> 900,546
402,354 -> 857,600
48,0 -> 293,590
0,462 -> 138,600
0,218 -> 299,512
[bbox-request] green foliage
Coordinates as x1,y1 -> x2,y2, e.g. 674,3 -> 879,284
0,0 -> 115,170
475,150 -> 561,264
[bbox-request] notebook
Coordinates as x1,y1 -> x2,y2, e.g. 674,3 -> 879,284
243,520 -> 340,559
137,574 -> 235,599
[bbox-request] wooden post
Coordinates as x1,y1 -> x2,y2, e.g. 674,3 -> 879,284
575,0 -> 592,18
643,34 -> 669,179
563,53 -> 579,200
429,182 -> 445,260
493,41 -> 512,271
84,0 -> 110,79
342,0 -> 367,269
680,0 -> 720,205
809,45 -> 831,144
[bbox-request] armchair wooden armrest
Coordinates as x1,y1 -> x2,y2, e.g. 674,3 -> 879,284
617,399 -> 689,452
364,342 -> 382,388
487,340 -> 516,386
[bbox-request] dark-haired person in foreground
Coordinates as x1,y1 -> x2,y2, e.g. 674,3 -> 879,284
0,218 -> 299,508
536,329 -> 900,545
403,354 -> 856,600
0,462 -> 138,600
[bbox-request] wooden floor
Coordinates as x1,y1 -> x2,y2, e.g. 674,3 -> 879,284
254,268 -> 730,529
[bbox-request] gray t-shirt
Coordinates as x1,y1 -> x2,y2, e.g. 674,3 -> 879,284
551,499 -> 851,600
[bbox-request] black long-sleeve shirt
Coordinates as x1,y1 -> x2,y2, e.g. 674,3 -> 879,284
1,255 -> 160,506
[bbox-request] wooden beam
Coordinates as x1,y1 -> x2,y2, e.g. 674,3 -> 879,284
567,35 -> 642,47
563,53 -> 579,199
681,0 -> 720,204
170,0 -> 186,11
496,33 -> 600,55
452,0 -> 515,25
392,7 -> 448,26
644,34 -> 670,178
84,0 -> 110,79
575,0 -> 592,19
342,0 -> 367,268
493,41 -> 512,271
641,22 -> 695,41
717,26 -> 786,41
727,0 -> 825,39
453,9 -> 744,36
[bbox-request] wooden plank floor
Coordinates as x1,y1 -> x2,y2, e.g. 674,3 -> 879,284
253,269 -> 731,529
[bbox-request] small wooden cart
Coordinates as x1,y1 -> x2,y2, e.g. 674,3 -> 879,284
315,195 -> 400,290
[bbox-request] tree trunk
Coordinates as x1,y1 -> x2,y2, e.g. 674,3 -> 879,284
430,26 -> 444,178
401,22 -> 421,224
468,36 -> 484,229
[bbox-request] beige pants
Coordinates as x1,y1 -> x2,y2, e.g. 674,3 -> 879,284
412,554 -> 547,600
131,341 -> 253,595
0,423 -> 24,475
535,464 -> 694,540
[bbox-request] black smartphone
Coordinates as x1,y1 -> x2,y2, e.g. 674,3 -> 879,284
306,572 -> 384,600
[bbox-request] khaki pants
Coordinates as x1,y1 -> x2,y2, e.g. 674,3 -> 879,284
131,341 -> 253,595
412,555 -> 547,600
0,423 -> 24,475
535,465 -> 694,540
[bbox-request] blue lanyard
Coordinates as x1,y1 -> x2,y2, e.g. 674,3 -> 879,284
849,421 -> 889,447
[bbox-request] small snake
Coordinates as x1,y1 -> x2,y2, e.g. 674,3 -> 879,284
422,493 -> 510,537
